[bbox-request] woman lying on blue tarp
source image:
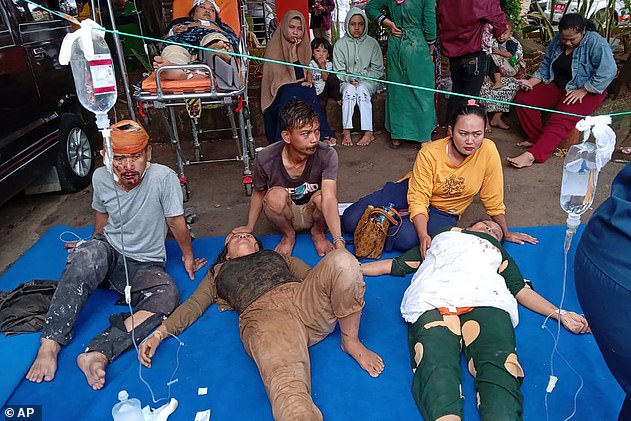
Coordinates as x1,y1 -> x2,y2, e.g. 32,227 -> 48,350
361,220 -> 590,421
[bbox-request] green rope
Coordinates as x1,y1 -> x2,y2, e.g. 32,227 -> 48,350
32,0 -> 631,120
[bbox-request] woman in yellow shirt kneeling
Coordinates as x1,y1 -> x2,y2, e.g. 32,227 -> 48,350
342,100 -> 537,254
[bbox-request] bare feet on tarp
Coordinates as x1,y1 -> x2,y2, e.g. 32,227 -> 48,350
26,338 -> 61,383
77,351 -> 109,390
516,140 -> 534,148
341,337 -> 385,378
311,231 -> 334,256
357,132 -> 375,146
390,138 -> 401,149
274,234 -> 296,256
507,151 -> 535,168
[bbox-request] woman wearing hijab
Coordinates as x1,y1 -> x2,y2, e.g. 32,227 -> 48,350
261,10 -> 337,145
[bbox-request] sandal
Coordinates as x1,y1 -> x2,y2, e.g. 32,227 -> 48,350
323,137 -> 337,147
390,138 -> 401,149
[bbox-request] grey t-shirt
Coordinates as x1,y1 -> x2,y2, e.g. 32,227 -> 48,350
253,142 -> 338,205
92,163 -> 183,262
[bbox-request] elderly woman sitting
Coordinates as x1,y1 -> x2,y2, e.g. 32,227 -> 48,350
508,13 -> 617,168
153,0 -> 239,81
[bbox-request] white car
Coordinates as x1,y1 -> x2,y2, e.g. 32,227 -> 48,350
531,0 -> 630,25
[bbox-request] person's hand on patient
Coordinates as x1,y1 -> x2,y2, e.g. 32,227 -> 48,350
232,225 -> 253,235
504,231 -> 538,245
559,311 -> 591,334
419,234 -> 431,259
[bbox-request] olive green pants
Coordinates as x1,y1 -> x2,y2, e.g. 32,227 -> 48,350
408,307 -> 524,421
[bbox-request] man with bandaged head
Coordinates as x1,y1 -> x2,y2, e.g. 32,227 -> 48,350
26,120 -> 206,390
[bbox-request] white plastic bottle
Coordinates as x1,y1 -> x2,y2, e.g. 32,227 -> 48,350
68,29 -> 117,129
112,390 -> 144,421
560,141 -> 598,230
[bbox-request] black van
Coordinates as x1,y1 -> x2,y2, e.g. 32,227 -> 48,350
0,0 -> 100,207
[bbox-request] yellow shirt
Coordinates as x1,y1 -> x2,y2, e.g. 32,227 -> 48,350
407,136 -> 506,220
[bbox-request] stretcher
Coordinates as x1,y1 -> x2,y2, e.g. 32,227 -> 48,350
133,0 -> 256,200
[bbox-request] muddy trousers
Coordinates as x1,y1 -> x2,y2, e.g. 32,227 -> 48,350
408,307 -> 524,421
41,236 -> 179,361
239,249 -> 365,421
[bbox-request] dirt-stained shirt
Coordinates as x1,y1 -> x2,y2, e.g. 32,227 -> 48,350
162,252 -> 312,335
253,141 -> 338,205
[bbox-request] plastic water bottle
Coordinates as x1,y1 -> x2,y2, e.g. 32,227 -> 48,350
68,30 -> 117,129
375,202 -> 395,224
112,390 -> 144,421
560,142 -> 598,230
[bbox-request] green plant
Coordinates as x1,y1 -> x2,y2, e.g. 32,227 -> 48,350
523,0 -> 556,43
501,0 -> 523,26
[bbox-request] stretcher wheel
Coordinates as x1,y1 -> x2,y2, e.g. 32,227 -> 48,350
244,182 -> 252,196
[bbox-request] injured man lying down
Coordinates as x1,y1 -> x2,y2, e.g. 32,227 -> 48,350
361,220 -> 591,421
153,0 -> 240,89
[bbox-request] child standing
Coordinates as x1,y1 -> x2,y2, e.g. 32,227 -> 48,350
333,7 -> 384,147
311,38 -> 342,115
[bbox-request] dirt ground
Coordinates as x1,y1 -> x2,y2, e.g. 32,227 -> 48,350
0,118 -> 626,275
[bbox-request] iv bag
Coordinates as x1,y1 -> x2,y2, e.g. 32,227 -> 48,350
560,142 -> 598,217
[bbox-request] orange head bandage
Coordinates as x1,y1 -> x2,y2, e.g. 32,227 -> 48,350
108,120 -> 149,155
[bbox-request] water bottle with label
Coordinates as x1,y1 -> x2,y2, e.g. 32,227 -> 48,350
560,142 -> 598,229
111,390 -> 144,421
375,202 -> 395,224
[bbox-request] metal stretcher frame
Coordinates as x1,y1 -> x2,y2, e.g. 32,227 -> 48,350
133,0 -> 256,201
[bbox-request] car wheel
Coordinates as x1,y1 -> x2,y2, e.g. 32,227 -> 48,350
55,113 -> 96,193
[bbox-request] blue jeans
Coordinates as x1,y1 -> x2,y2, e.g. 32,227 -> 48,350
263,83 -> 334,143
342,179 -> 459,252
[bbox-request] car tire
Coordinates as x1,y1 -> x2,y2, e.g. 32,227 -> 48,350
55,112 -> 97,193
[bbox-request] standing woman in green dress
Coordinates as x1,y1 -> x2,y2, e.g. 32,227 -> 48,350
365,0 -> 436,148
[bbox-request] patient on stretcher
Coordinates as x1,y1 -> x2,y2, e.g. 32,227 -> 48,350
153,0 -> 240,88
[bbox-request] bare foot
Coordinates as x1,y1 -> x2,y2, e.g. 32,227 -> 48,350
342,131 -> 353,147
490,116 -> 510,130
341,338 -> 384,378
274,234 -> 296,256
516,140 -> 534,148
152,55 -> 171,70
26,338 -> 61,383
357,132 -> 375,146
311,231 -> 333,256
77,351 -> 109,390
491,80 -> 503,89
507,151 -> 535,168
